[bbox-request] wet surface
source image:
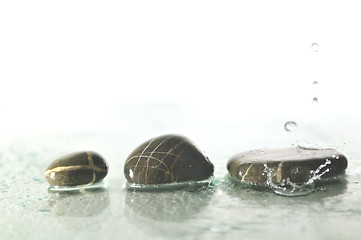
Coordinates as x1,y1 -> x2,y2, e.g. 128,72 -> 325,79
2,1 -> 361,238
1,111 -> 361,240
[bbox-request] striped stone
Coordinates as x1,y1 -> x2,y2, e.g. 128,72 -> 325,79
227,147 -> 348,184
45,151 -> 108,187
124,134 -> 214,185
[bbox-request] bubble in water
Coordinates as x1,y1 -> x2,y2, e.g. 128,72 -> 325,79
312,97 -> 318,104
284,121 -> 297,132
311,43 -> 319,52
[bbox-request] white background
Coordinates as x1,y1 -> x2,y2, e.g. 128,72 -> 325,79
1,1 -> 361,135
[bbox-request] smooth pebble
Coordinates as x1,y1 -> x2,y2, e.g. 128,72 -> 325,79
227,147 -> 347,184
45,151 -> 108,187
124,134 -> 214,185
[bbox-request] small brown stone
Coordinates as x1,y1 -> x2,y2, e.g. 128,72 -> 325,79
45,151 -> 108,187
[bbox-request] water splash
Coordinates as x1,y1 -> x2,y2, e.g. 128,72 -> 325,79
307,159 -> 331,183
284,121 -> 297,132
263,158 -> 332,197
271,179 -> 315,197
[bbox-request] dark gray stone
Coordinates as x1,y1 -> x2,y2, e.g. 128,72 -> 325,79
227,147 -> 347,184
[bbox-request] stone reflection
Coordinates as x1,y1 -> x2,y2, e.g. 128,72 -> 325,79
125,186 -> 215,222
47,188 -> 110,217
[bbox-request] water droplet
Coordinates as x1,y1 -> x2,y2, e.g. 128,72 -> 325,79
312,97 -> 318,104
312,81 -> 319,89
284,121 -> 297,132
37,209 -> 51,213
311,43 -> 319,52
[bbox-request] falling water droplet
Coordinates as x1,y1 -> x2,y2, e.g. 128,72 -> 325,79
312,43 -> 319,52
284,121 -> 297,132
312,97 -> 318,105
312,81 -> 319,89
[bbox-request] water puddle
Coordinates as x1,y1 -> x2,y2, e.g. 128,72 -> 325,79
48,181 -> 106,193
126,177 -> 214,192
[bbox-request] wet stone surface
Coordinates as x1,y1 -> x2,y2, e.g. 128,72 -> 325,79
227,147 -> 348,184
124,134 -> 214,185
45,151 -> 108,187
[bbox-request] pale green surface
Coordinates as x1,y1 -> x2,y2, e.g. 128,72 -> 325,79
2,1 -> 361,239
1,105 -> 361,240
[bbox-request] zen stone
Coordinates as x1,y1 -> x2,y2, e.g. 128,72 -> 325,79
227,147 -> 348,184
124,134 -> 214,185
45,151 -> 108,187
